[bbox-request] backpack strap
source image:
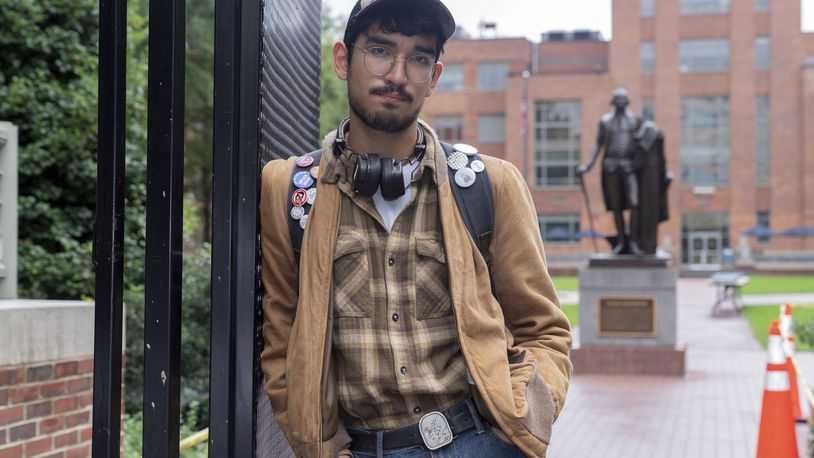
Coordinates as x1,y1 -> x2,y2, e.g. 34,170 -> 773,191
288,149 -> 323,265
439,142 -> 494,267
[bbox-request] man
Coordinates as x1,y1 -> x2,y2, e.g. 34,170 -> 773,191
259,1 -> 572,456
577,88 -> 646,255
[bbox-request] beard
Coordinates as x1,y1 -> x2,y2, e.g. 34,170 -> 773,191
348,81 -> 423,134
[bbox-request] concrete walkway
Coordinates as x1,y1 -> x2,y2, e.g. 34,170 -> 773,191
548,278 -> 813,457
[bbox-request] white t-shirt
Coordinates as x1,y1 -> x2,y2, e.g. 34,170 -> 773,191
372,159 -> 421,232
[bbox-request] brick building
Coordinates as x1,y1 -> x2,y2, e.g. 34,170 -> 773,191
424,0 -> 814,270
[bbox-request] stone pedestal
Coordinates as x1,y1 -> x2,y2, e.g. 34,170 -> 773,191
571,256 -> 685,375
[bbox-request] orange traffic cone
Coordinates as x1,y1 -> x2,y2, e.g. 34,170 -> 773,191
756,320 -> 798,458
780,303 -> 794,338
784,336 -> 805,421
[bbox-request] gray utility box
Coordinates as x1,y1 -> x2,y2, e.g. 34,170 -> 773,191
0,122 -> 17,299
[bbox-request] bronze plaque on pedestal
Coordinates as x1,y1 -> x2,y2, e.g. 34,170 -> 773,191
597,296 -> 656,337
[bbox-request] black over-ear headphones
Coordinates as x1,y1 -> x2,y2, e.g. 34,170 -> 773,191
333,117 -> 427,201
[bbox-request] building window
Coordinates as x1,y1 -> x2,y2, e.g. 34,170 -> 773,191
756,211 -> 771,244
681,212 -> 730,265
755,37 -> 771,70
755,94 -> 770,187
538,213 -> 581,244
679,39 -> 729,73
642,98 -> 655,121
640,41 -> 655,74
477,62 -> 510,91
534,101 -> 581,188
641,0 -> 655,16
432,115 -> 463,143
680,96 -> 730,186
437,63 -> 464,92
477,114 -> 506,143
755,0 -> 770,11
679,0 -> 730,15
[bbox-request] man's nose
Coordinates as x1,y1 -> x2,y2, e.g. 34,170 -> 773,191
384,57 -> 409,86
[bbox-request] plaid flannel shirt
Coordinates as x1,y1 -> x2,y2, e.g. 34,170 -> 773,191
329,139 -> 470,430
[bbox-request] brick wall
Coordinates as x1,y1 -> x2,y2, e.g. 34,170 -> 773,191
0,358 -> 93,458
0,301 -> 96,458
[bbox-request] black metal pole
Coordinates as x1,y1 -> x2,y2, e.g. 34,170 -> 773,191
142,0 -> 185,455
92,0 -> 127,455
209,0 -> 262,454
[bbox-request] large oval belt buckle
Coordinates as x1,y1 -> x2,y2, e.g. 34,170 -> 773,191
418,411 -> 453,450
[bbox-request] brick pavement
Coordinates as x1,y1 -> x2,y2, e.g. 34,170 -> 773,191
548,278 -> 811,457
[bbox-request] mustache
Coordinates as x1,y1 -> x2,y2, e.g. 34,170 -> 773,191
369,85 -> 413,103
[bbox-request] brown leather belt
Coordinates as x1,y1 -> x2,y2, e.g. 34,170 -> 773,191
348,399 -> 478,452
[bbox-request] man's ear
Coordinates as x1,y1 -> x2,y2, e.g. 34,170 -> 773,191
424,62 -> 444,98
333,42 -> 349,81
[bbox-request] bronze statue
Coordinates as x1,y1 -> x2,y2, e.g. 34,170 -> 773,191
576,88 -> 671,256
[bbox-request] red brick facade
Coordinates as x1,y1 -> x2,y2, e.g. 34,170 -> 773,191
0,358 -> 93,458
424,0 -> 814,268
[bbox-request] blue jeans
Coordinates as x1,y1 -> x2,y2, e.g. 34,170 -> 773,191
349,422 -> 527,458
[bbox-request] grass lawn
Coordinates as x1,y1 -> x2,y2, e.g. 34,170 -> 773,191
562,304 -> 578,327
741,276 -> 814,295
552,276 -> 578,292
744,305 -> 814,350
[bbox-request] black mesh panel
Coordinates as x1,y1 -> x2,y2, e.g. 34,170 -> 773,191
259,0 -> 322,163
255,0 -> 322,456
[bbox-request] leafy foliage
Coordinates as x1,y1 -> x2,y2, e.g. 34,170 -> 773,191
123,403 -> 208,458
0,0 -> 99,298
320,6 -> 349,138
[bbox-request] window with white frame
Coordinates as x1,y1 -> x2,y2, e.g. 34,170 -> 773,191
477,62 -> 510,91
437,63 -> 464,92
641,0 -> 655,16
534,101 -> 581,188
641,41 -> 655,74
756,211 -> 771,243
538,213 -> 581,244
642,98 -> 655,121
680,96 -> 730,186
432,115 -> 463,143
477,114 -> 506,143
755,94 -> 770,187
679,0 -> 730,14
755,37 -> 770,70
679,39 -> 729,73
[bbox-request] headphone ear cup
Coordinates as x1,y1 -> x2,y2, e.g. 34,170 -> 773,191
352,154 -> 381,196
380,159 -> 405,201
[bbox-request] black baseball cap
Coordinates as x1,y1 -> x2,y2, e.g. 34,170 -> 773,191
344,0 -> 456,42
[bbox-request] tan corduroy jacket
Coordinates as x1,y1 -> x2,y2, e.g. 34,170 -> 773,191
259,123 -> 573,458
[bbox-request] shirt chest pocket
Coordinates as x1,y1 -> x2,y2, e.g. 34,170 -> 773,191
414,237 -> 452,320
333,232 -> 372,318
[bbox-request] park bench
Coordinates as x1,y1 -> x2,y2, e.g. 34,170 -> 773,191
709,271 -> 750,317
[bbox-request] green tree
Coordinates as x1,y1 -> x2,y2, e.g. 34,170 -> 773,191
0,0 -> 99,298
320,6 -> 349,138
184,0 -> 215,245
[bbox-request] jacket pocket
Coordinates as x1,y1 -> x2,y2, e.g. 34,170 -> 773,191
508,352 -> 554,445
414,237 -> 452,320
521,363 -> 555,445
333,232 -> 371,318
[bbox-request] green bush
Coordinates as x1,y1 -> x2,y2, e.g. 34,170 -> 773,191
0,0 -> 98,298
122,402 -> 208,458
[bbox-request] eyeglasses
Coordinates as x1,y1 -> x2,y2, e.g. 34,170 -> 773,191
351,44 -> 436,83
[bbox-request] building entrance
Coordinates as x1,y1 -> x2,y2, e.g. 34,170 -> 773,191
688,231 -> 722,267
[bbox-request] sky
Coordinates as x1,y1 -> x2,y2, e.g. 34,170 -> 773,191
324,0 -> 814,42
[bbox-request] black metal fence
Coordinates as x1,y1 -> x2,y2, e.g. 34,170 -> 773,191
92,0 -> 323,455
